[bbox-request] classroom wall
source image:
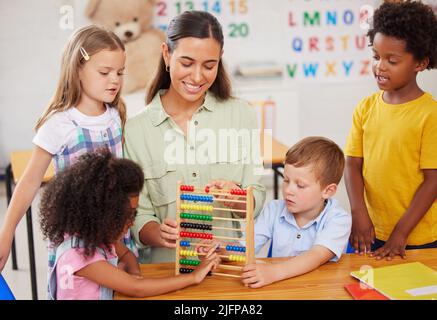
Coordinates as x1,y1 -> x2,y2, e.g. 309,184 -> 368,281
0,0 -> 74,171
1,0 -> 437,172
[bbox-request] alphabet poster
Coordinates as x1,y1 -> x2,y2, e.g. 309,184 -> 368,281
153,0 -> 379,83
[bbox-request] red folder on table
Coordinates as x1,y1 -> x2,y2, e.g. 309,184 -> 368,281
344,283 -> 388,300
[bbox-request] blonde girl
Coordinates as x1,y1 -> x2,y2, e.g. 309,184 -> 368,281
0,25 -> 138,279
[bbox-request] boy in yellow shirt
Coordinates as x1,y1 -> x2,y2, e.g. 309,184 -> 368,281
344,1 -> 437,260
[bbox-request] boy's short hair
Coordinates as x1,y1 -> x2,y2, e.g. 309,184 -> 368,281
285,137 -> 345,187
368,0 -> 437,69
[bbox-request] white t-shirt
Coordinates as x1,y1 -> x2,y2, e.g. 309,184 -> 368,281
33,106 -> 121,155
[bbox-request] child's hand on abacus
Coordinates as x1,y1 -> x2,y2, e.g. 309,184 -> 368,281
160,217 -> 178,248
192,249 -> 220,284
195,240 -> 223,258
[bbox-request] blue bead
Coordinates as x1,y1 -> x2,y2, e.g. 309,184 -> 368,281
226,245 -> 231,251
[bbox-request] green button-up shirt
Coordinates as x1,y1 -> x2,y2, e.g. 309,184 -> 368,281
124,90 -> 266,263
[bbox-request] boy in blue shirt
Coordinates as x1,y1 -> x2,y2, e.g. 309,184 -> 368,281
241,137 -> 351,288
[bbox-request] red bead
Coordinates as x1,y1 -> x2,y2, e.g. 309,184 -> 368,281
205,187 -> 210,193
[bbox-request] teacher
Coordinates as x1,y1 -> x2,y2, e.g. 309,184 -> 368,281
124,10 -> 266,263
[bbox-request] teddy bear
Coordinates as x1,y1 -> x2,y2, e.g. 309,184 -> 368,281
85,0 -> 165,93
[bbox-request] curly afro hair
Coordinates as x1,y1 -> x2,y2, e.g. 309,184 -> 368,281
368,0 -> 437,69
39,148 -> 144,257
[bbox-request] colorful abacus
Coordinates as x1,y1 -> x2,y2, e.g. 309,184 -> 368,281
175,182 -> 255,279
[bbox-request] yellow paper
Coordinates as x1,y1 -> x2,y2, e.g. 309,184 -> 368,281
350,262 -> 437,300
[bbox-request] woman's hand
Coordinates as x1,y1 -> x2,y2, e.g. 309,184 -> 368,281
206,179 -> 245,211
160,218 -> 178,248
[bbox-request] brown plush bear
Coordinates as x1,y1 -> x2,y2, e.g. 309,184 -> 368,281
85,0 -> 165,93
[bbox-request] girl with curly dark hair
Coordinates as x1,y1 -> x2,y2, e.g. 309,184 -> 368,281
41,149 -> 219,299
345,1 -> 437,260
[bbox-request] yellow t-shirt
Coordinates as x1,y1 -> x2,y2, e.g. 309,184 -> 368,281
345,91 -> 437,245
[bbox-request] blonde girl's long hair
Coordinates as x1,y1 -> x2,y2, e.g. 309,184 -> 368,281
35,25 -> 127,132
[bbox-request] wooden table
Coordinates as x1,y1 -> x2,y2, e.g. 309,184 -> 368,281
261,135 -> 289,199
115,248 -> 437,300
5,150 -> 54,300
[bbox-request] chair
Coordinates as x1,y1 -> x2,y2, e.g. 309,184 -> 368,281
346,242 -> 355,254
6,151 -> 55,300
267,240 -> 273,258
0,275 -> 15,300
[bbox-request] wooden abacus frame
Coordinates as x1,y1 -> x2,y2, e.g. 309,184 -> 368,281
175,181 -> 255,279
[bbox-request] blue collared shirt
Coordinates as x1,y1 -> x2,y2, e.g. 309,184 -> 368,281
254,198 -> 351,261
